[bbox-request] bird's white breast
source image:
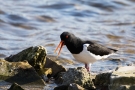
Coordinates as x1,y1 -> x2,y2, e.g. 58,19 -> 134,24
72,44 -> 112,64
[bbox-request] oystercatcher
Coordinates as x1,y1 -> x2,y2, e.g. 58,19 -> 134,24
55,32 -> 117,71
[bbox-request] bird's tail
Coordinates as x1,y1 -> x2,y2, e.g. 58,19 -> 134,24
109,48 -> 118,52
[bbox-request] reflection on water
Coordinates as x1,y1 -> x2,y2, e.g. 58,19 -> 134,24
0,0 -> 135,73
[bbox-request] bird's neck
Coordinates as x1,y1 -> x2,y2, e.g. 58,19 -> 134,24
66,38 -> 83,54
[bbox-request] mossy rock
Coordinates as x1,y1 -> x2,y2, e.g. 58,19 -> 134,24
5,46 -> 47,75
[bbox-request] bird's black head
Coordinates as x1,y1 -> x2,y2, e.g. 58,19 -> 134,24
60,32 -> 75,44
55,32 -> 83,55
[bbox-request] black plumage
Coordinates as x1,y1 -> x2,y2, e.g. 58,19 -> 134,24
60,32 -> 117,56
84,40 -> 117,56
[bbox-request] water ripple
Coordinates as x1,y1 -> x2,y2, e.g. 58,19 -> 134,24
35,15 -> 56,22
0,0 -> 135,73
37,3 -> 75,9
7,14 -> 28,22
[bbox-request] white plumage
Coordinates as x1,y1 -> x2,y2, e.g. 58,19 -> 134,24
72,44 -> 114,64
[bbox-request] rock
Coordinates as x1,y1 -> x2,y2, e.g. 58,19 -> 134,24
56,67 -> 95,89
8,82 -> 25,90
110,85 -> 135,90
45,57 -> 66,78
5,46 -> 66,78
0,59 -> 45,85
5,46 -> 47,75
68,83 -> 86,90
38,68 -> 52,76
40,68 -> 52,82
109,66 -> 135,90
54,83 -> 86,90
94,73 -> 111,88
54,84 -> 69,90
94,66 -> 135,90
55,72 -> 65,84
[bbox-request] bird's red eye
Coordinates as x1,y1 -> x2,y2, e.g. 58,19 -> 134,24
66,35 -> 68,38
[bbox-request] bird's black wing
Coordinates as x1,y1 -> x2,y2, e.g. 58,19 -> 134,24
84,41 -> 117,56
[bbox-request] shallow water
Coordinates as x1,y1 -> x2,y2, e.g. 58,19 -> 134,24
0,0 -> 135,73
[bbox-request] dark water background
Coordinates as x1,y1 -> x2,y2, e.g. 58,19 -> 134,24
0,0 -> 135,73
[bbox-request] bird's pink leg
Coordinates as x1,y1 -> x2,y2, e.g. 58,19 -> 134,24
85,64 -> 90,72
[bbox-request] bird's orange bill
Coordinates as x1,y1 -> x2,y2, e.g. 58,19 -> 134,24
54,41 -> 65,57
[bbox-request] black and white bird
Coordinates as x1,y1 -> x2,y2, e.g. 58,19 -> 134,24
55,32 -> 117,71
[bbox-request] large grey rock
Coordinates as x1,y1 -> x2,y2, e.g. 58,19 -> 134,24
58,67 -> 95,89
95,66 -> 135,90
109,66 -> 135,90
